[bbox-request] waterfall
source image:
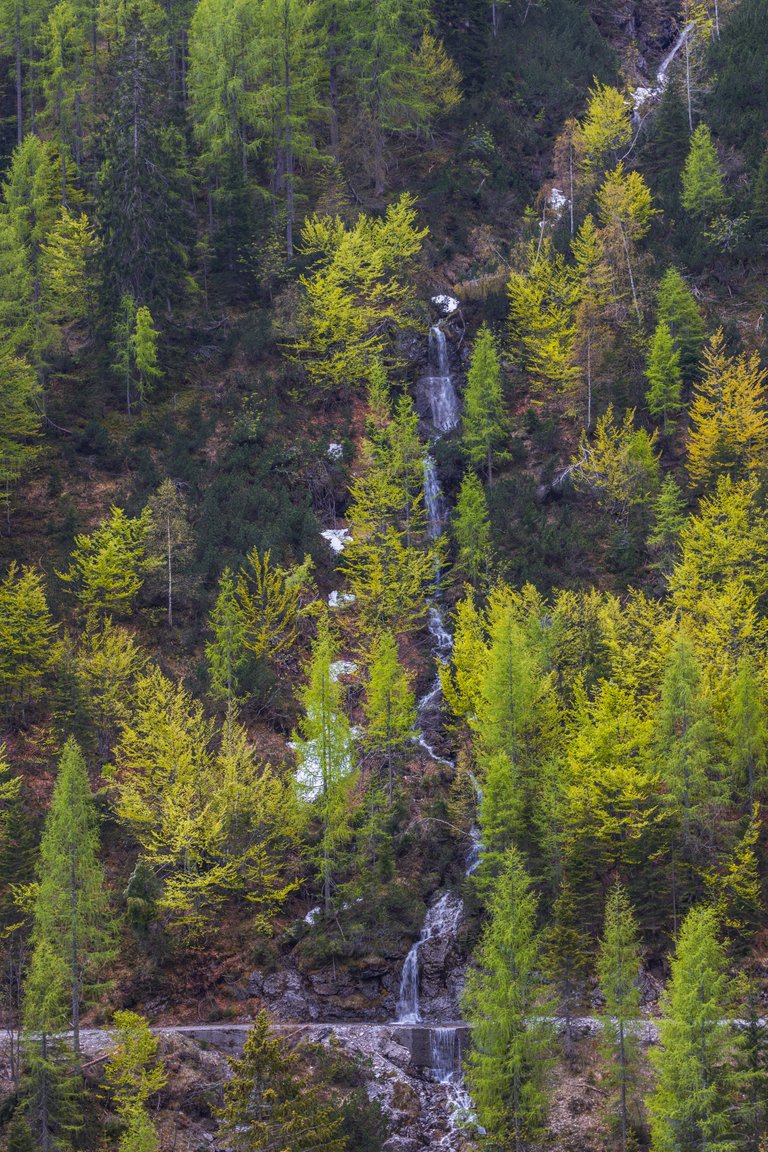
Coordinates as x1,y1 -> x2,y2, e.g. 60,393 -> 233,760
423,327 -> 460,433
430,1027 -> 463,1084
396,892 -> 464,1023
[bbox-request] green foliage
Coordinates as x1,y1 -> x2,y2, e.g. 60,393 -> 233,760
647,476 -> 687,578
681,124 -> 727,222
645,321 -> 682,431
362,630 -> 416,806
0,563 -> 57,712
656,268 -> 705,385
453,470 -> 492,587
0,346 -> 40,514
103,1010 -> 167,1120
58,505 -> 151,617
648,905 -> 736,1152
218,1012 -> 347,1152
462,848 -> 552,1150
462,323 -> 506,484
576,81 -> 632,176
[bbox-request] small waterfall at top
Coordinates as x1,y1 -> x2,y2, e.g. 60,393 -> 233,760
415,326 -> 459,765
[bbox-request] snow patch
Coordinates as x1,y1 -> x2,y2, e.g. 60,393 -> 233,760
547,187 -> 569,217
330,660 -> 357,680
320,528 -> 351,554
430,294 -> 460,316
328,590 -> 356,609
327,442 -> 344,460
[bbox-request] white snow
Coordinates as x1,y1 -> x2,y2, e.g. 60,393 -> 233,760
430,294 -> 460,315
328,590 -> 356,609
547,187 -> 569,217
327,442 -> 344,460
320,528 -> 352,554
304,905 -> 322,925
330,660 -> 357,680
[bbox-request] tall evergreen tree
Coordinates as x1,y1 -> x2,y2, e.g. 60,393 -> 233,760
597,884 -> 643,1152
363,630 -> 416,807
462,324 -> 506,486
648,905 -> 736,1152
681,124 -> 727,221
646,320 -> 683,432
462,847 -> 552,1152
656,267 -> 705,385
453,470 -> 491,587
31,737 -> 112,1056
726,656 -> 767,816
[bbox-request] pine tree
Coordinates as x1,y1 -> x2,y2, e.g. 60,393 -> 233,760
74,614 -> 145,758
646,320 -> 683,432
31,737 -> 113,1057
218,1011 -> 346,1152
576,81 -> 632,177
40,209 -> 99,335
0,346 -> 40,522
462,324 -> 505,486
648,905 -> 736,1152
734,970 -> 768,1152
656,267 -> 705,385
453,470 -> 491,587
462,848 -> 552,1152
293,627 -> 356,914
363,630 -> 416,806
597,884 -> 643,1152
681,124 -> 727,221
103,1010 -> 167,1121
111,293 -> 137,413
39,1 -> 82,198
118,1109 -> 160,1152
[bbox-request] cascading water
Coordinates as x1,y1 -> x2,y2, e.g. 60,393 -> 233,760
423,327 -> 460,434
396,892 -> 464,1023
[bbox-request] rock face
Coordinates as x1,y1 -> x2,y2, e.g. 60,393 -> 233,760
246,957 -> 400,1022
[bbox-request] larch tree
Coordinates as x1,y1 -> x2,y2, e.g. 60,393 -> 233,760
681,123 -> 727,222
462,323 -> 506,486
726,657 -> 767,816
144,478 -> 192,626
293,626 -> 356,914
103,1010 -> 167,1125
647,475 -> 687,578
576,81 -> 632,179
363,630 -> 416,807
206,566 -> 248,720
58,506 -> 151,617
687,330 -> 768,486
597,884 -> 643,1152
31,737 -> 113,1057
648,905 -> 736,1152
453,470 -> 491,587
462,847 -> 552,1152
657,267 -> 705,385
646,320 -> 683,432
131,305 -> 161,405
0,563 -> 56,716
595,163 -> 655,325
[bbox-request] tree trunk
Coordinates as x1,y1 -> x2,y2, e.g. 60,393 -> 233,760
70,843 -> 80,1060
166,513 -> 173,626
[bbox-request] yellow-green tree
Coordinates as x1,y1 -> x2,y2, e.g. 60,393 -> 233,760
595,163 -> 655,324
363,630 -> 416,806
58,506 -> 151,617
507,238 -> 580,397
687,330 -> 768,486
576,81 -> 632,177
0,563 -> 57,716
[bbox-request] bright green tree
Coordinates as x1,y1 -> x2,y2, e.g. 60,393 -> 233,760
647,476 -> 687,579
0,346 -> 40,520
40,209 -> 99,335
74,614 -> 145,757
39,1 -> 82,198
648,905 -> 736,1152
143,478 -> 192,626
363,630 -> 416,806
58,506 -> 150,617
646,320 -> 683,431
32,738 -> 113,1057
453,470 -> 491,587
597,884 -> 643,1152
596,163 -> 655,324
0,563 -> 57,716
206,567 -> 248,719
293,627 -> 356,914
576,81 -> 632,177
462,848 -> 552,1152
462,324 -> 505,486
103,1010 -> 167,1121
681,124 -> 727,221
131,305 -> 161,405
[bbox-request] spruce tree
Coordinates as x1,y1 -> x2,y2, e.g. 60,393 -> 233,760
362,630 -> 416,807
462,847 -> 552,1151
597,884 -> 643,1152
461,323 -> 505,486
453,470 -> 491,587
649,905 -> 736,1152
31,737 -> 113,1057
647,476 -> 687,579
646,320 -> 683,432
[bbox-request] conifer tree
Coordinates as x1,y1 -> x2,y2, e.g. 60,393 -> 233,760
218,1011 -> 346,1152
657,267 -> 705,385
0,563 -> 57,716
103,1010 -> 167,1121
131,305 -> 161,405
40,209 -> 99,336
649,905 -> 736,1152
646,320 -> 683,432
734,970 -> 768,1152
576,81 -> 632,177
144,478 -> 192,626
595,164 -> 655,325
453,470 -> 491,587
0,348 -> 40,522
111,293 -> 137,413
58,506 -> 151,617
681,124 -> 727,221
462,324 -> 505,486
293,627 -> 356,913
597,884 -> 643,1152
726,657 -> 767,816
74,614 -> 145,757
363,630 -> 416,806
31,737 -> 112,1056
462,848 -> 552,1151
647,476 -> 687,579
206,567 -> 247,718
687,330 -> 768,486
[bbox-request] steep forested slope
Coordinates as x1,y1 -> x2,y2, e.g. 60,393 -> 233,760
1,2 -> 768,1151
